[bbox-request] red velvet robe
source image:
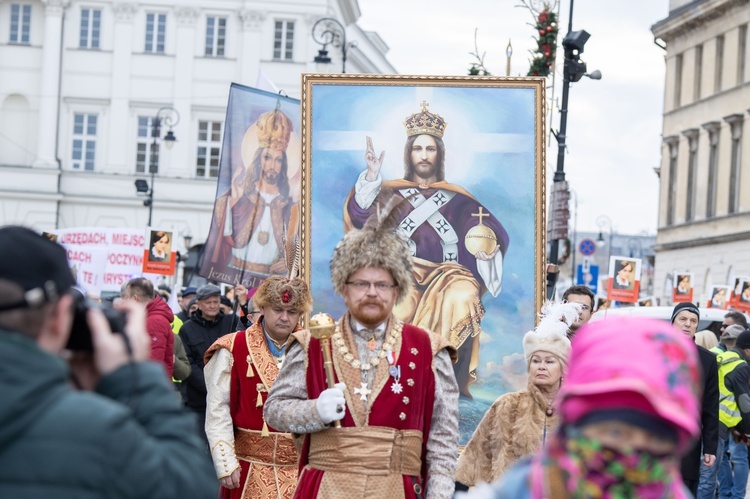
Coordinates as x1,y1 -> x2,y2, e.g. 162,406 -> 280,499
293,322 -> 438,498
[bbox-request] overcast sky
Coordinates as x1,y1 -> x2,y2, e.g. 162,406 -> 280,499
357,0 -> 669,236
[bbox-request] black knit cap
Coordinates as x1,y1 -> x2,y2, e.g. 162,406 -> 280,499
671,302 -> 700,324
736,330 -> 750,350
0,226 -> 76,311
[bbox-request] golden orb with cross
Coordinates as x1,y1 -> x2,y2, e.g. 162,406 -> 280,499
465,207 -> 498,256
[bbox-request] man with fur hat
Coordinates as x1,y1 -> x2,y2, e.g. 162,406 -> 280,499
671,302 -> 719,496
265,203 -> 460,498
343,102 -> 509,398
204,276 -> 312,499
455,302 -> 578,490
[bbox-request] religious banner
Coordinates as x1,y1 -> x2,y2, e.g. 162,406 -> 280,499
142,227 -> 176,276
199,83 -> 301,289
299,74 -> 546,443
737,279 -> 750,313
672,272 -> 694,303
55,227 -> 146,296
707,285 -> 731,309
606,256 -> 641,303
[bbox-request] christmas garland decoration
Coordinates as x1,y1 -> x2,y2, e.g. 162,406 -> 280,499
528,9 -> 558,77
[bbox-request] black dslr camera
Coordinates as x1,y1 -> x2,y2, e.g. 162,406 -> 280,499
67,289 -> 128,351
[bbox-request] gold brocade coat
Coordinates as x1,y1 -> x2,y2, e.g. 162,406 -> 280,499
454,381 -> 559,487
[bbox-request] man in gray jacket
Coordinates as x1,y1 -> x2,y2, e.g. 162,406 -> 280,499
0,226 -> 217,498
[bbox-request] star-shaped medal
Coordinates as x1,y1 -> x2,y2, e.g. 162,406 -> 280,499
391,380 -> 403,394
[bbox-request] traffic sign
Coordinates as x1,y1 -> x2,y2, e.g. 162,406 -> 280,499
576,264 -> 599,294
579,238 -> 596,256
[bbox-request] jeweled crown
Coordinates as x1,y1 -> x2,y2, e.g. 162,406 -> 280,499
256,109 -> 292,151
403,101 -> 447,138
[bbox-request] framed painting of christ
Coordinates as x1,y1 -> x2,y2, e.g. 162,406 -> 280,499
299,74 -> 546,444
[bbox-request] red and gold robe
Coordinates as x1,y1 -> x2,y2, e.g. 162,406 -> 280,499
204,321 -> 299,499
290,318 -> 454,498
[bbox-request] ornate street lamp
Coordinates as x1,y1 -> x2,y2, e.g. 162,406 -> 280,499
134,106 -> 180,226
312,17 -> 356,73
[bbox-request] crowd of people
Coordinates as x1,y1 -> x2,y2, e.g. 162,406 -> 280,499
2,215 -> 750,499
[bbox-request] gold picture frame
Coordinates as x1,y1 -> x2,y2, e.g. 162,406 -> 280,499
299,73 -> 546,443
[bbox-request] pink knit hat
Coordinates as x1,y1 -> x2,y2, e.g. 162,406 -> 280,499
558,317 -> 701,450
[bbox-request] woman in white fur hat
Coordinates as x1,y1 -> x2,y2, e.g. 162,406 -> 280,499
454,301 -> 580,490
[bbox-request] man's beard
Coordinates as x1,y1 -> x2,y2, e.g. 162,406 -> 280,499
262,169 -> 279,185
350,299 -> 390,327
411,160 -> 437,180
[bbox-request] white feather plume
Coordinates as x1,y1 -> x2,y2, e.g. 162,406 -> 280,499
535,300 -> 583,338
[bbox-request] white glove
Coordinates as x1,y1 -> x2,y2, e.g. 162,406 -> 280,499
315,382 -> 347,424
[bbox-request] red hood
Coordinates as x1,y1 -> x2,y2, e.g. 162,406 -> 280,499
146,296 -> 175,323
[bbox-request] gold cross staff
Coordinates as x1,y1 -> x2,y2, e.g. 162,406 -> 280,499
471,207 -> 489,225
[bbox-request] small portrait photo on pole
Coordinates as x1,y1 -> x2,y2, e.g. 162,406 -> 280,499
142,228 -> 176,276
606,256 -> 641,303
148,230 -> 173,263
708,285 -> 730,309
672,272 -> 693,302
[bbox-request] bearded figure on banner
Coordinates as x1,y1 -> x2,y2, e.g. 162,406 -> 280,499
209,109 -> 299,278
343,102 -> 510,398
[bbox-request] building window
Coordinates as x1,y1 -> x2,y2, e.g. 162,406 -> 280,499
273,20 -> 295,61
739,25 -> 748,85
684,130 -> 698,222
196,121 -> 222,178
205,17 -> 226,57
674,53 -> 683,109
145,13 -> 166,54
706,126 -> 720,218
666,139 -> 678,226
715,35 -> 724,93
79,8 -> 101,49
136,116 -> 160,173
9,4 -> 31,44
71,113 -> 97,171
727,116 -> 743,214
693,45 -> 702,101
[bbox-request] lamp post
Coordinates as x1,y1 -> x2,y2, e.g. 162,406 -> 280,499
312,17 -> 356,73
627,237 -> 642,258
596,215 -> 613,265
134,106 -> 179,226
546,0 -> 602,299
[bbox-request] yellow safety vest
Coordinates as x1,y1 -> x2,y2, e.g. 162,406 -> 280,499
171,316 -> 184,383
717,350 -> 744,428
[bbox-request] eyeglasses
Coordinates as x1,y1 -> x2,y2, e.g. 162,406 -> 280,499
721,324 -> 731,329
345,281 -> 397,292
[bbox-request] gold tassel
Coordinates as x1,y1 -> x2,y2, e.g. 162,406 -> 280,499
246,356 -> 254,378
256,389 -> 263,408
261,420 -> 269,437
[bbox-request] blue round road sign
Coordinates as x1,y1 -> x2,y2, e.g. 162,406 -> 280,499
579,238 -> 596,256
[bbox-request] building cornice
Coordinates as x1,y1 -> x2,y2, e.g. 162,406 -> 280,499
651,0 -> 748,43
655,229 -> 750,250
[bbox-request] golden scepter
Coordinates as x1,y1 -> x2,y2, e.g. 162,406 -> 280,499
308,312 -> 342,428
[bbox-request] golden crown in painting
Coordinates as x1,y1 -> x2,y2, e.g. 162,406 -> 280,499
403,101 -> 447,138
256,109 -> 293,151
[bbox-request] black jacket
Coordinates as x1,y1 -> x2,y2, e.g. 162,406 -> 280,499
0,330 -> 217,498
179,311 -> 236,410
681,344 -> 719,481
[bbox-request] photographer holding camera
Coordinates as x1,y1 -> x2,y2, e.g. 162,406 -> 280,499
0,226 -> 217,498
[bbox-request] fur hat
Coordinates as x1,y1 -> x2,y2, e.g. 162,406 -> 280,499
253,276 -> 312,313
522,301 -> 578,366
330,196 -> 414,305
